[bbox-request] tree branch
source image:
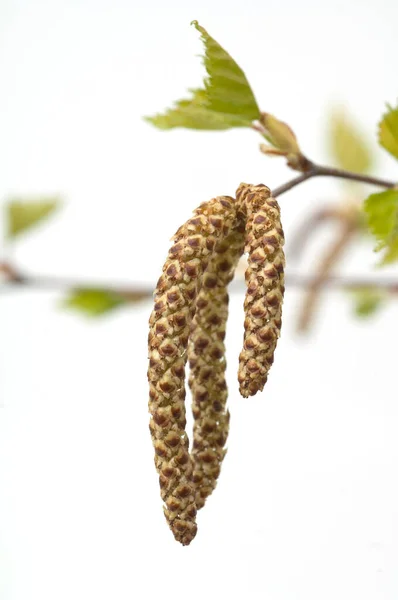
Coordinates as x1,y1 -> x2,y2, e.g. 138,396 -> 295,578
272,171 -> 315,197
0,161 -> 397,302
1,266 -> 398,296
272,162 -> 396,198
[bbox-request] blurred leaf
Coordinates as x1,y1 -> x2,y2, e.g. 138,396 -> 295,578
364,188 -> 398,264
6,198 -> 60,239
378,103 -> 398,160
329,109 -> 373,173
351,287 -> 385,318
62,288 -> 129,317
145,20 -> 260,130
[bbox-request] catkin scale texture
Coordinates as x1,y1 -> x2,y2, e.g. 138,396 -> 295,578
148,196 -> 238,545
236,183 -> 285,397
148,183 -> 285,546
189,222 -> 245,509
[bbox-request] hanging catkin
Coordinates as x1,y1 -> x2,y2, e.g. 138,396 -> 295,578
148,183 -> 285,546
147,195 -> 237,546
189,222 -> 245,509
235,183 -> 285,397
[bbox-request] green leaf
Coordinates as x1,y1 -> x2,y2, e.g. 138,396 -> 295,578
6,198 -> 60,238
329,109 -> 373,173
364,188 -> 398,264
351,287 -> 385,318
191,21 -> 260,121
145,21 -> 260,130
146,89 -> 245,130
378,103 -> 398,160
62,288 -> 128,317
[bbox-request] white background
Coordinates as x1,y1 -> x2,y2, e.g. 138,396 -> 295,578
0,1 -> 398,598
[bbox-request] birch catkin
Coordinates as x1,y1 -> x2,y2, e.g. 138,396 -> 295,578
148,183 -> 285,545
147,195 -> 237,545
236,183 -> 285,397
189,223 -> 245,509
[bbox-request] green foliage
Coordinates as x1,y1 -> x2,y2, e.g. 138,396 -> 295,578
146,89 -> 244,130
364,189 -> 398,264
6,198 -> 60,239
146,20 -> 260,131
328,109 -> 373,174
351,287 -> 385,318
378,103 -> 398,160
62,288 -> 128,317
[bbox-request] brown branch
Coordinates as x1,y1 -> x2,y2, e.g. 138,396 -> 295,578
314,165 -> 396,188
272,162 -> 396,198
1,266 -> 398,296
287,205 -> 345,261
272,171 -> 315,197
0,160 -> 396,302
252,118 -> 395,197
284,273 -> 398,292
296,218 -> 359,333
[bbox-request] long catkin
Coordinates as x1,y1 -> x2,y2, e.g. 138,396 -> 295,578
147,195 -> 237,545
148,184 -> 285,545
189,222 -> 245,509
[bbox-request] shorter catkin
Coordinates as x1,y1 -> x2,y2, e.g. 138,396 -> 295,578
236,183 -> 285,397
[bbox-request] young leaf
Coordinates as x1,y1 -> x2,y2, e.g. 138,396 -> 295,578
192,21 -> 259,120
378,103 -> 398,160
6,198 -> 60,239
259,112 -> 301,155
146,89 -> 245,130
364,188 -> 398,264
146,21 -> 260,130
351,287 -> 385,318
62,288 -> 127,317
329,109 -> 372,173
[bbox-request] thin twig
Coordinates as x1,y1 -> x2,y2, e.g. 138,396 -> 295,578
287,205 -> 345,262
1,269 -> 398,295
296,218 -> 359,333
284,273 -> 398,292
272,171 -> 315,197
272,163 -> 396,198
314,165 -> 396,188
0,161 -> 396,300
